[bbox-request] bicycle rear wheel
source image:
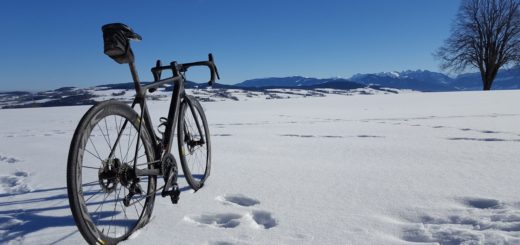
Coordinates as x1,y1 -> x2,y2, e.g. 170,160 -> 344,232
67,100 -> 156,244
177,96 -> 211,190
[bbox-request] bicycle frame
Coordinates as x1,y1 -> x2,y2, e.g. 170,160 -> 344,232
105,52 -> 217,184
132,61 -> 184,154
105,61 -> 185,179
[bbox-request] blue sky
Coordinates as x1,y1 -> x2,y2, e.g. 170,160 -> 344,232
0,0 -> 460,91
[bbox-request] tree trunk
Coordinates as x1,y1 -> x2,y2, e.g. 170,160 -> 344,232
481,65 -> 499,91
483,81 -> 492,90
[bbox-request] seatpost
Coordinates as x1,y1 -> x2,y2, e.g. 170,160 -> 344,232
129,61 -> 145,99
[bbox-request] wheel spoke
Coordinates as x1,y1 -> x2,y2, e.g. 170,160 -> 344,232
87,138 -> 103,161
123,127 -> 138,163
96,123 -> 112,151
104,118 -> 113,147
115,116 -> 125,164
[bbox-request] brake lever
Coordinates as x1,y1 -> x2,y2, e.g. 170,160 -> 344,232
214,64 -> 220,80
152,60 -> 162,81
208,53 -> 220,80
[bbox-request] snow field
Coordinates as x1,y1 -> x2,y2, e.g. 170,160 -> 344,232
0,90 -> 519,244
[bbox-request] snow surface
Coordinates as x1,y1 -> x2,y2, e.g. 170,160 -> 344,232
1,90 -> 520,244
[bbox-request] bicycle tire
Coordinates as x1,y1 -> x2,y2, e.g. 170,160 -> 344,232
177,96 -> 211,190
67,100 -> 157,244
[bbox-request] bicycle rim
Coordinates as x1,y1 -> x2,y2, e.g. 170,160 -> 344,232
68,102 -> 156,243
178,98 -> 211,189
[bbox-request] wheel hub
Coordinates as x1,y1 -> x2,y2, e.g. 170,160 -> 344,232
186,137 -> 204,154
98,158 -> 120,193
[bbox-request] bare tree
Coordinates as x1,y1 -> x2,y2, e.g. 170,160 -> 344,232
437,0 -> 520,90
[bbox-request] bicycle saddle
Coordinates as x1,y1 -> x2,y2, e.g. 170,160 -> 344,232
102,23 -> 142,41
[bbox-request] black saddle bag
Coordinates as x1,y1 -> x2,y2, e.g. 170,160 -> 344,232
102,27 -> 134,64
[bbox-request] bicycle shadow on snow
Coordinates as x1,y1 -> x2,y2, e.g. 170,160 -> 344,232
0,182 -> 192,244
0,185 -> 77,244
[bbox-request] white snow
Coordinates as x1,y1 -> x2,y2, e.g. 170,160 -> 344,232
0,90 -> 519,244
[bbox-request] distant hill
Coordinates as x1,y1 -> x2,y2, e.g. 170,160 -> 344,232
0,80 -> 396,109
235,76 -> 342,88
235,77 -> 366,90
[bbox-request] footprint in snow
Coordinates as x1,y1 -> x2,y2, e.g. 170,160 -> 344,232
209,241 -> 238,245
357,135 -> 384,138
184,213 -> 242,228
481,130 -> 499,134
0,154 -> 21,164
185,195 -> 278,230
0,171 -> 31,195
248,210 -> 277,229
209,239 -> 252,245
465,197 -> 501,209
216,194 -> 260,207
185,210 -> 278,230
401,197 -> 520,244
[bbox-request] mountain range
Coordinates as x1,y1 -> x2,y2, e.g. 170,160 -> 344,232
237,67 -> 520,92
350,68 -> 520,91
1,67 -> 519,109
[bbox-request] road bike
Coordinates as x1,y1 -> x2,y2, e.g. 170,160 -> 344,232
66,23 -> 219,244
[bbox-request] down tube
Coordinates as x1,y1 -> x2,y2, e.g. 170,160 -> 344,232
139,99 -> 161,159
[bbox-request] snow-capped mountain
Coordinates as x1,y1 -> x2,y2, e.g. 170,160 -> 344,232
350,70 -> 455,92
350,68 -> 520,91
237,68 -> 520,92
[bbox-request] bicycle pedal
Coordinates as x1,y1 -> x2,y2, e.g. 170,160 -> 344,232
170,192 -> 180,204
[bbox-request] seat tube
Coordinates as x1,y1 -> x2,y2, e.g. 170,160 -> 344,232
163,62 -> 184,154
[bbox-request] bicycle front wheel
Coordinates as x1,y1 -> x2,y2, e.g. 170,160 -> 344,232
67,100 -> 157,244
178,96 -> 211,190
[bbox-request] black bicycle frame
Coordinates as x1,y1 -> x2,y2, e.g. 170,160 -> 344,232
104,63 -> 182,179
107,52 -> 217,180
